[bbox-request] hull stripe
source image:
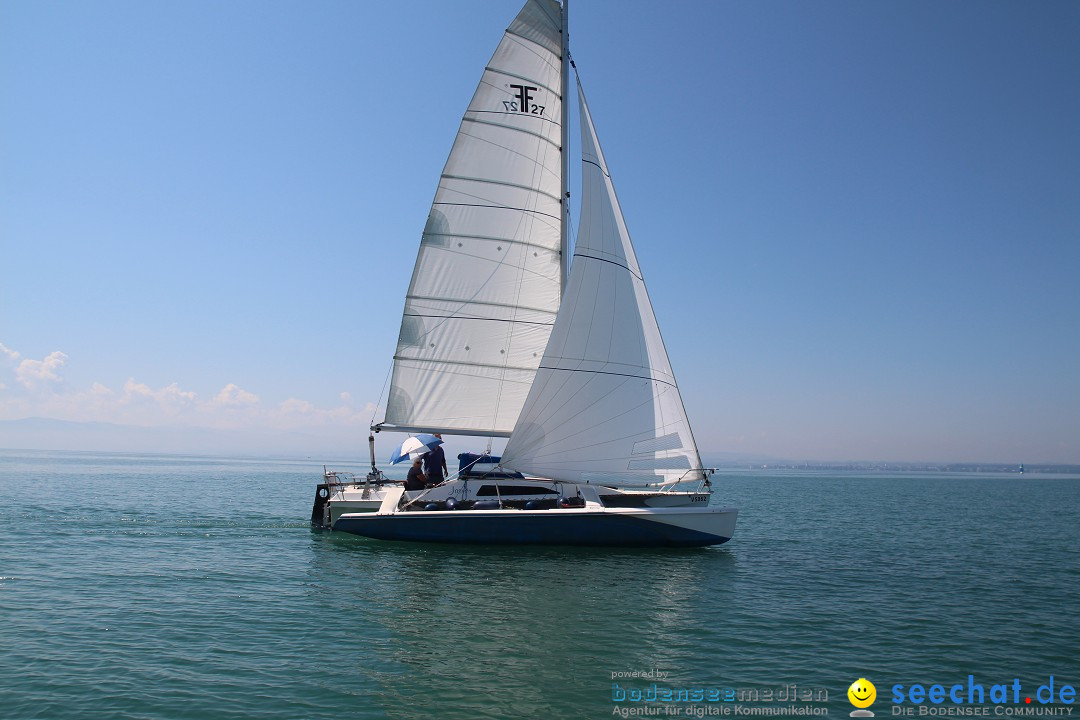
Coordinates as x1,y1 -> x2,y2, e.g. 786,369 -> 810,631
332,512 -> 732,547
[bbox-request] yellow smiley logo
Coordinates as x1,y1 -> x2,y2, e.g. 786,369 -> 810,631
848,678 -> 877,709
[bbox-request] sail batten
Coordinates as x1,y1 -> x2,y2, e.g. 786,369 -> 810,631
431,202 -> 561,225
535,365 -> 678,387
420,232 -> 559,254
461,117 -> 561,146
405,314 -> 555,327
441,174 -> 564,203
393,356 -> 542,373
384,0 -> 564,437
375,423 -> 513,439
572,251 -> 642,279
405,298 -> 557,317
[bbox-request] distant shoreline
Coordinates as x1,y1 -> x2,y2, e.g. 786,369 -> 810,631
0,446 -> 1077,476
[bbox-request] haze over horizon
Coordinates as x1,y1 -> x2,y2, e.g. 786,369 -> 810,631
0,418 -> 1064,469
3,1 -> 1078,464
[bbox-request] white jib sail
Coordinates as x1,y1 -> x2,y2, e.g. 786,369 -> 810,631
383,0 -> 565,436
500,80 -> 705,486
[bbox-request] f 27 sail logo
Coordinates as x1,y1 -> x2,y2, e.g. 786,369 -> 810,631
503,84 -> 545,115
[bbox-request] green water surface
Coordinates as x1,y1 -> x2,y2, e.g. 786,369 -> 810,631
1,451 -> 1077,719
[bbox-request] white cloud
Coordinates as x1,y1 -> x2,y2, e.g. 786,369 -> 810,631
0,342 -> 20,363
0,341 -> 377,440
15,350 -> 68,390
159,382 -> 198,405
279,397 -> 315,414
265,396 -> 375,431
120,379 -> 196,405
213,383 -> 259,406
121,378 -> 153,399
90,382 -> 114,396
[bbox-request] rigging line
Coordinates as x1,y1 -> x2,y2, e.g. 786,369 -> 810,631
370,363 -> 393,427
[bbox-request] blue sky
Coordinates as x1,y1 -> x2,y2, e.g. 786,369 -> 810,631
2,0 -> 1078,463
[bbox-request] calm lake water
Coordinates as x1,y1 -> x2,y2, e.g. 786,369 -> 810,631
1,450 -> 1077,719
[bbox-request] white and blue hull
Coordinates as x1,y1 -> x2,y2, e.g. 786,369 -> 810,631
323,482 -> 737,547
334,505 -> 736,547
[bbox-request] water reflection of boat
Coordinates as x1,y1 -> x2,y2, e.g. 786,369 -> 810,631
307,536 -> 736,716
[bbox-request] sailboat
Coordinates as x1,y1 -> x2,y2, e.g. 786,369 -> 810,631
311,0 -> 737,547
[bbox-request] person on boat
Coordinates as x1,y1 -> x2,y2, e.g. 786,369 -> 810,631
404,457 -> 427,492
423,434 -> 448,486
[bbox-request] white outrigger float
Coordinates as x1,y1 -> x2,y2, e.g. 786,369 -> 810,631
311,0 -> 737,547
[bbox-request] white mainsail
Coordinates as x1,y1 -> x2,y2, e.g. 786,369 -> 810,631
382,0 -> 565,437
500,80 -> 705,486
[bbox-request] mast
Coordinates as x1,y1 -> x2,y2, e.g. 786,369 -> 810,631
559,0 -> 570,295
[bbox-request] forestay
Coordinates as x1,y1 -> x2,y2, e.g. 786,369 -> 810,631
500,80 -> 705,486
383,0 -> 564,436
